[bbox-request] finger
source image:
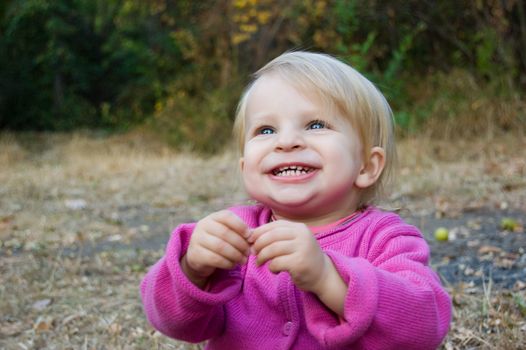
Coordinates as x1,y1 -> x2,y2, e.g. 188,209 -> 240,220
199,247 -> 240,270
252,227 -> 293,254
267,255 -> 290,274
249,220 -> 296,246
212,210 -> 251,238
248,220 -> 283,243
207,220 -> 251,256
256,240 -> 293,266
185,245 -> 238,277
200,231 -> 248,264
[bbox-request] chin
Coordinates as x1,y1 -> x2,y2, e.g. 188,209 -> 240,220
268,199 -> 321,216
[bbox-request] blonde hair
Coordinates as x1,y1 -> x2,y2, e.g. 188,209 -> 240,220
233,51 -> 397,206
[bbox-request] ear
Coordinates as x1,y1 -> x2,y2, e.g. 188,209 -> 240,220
239,157 -> 245,173
355,147 -> 386,189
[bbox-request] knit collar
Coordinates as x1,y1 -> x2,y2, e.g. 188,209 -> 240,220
269,209 -> 365,234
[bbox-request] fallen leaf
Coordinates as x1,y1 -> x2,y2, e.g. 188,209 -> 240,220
61,312 -> 86,326
64,199 -> 87,210
108,322 -> 122,335
32,298 -> 52,311
107,234 -> 122,242
514,281 -> 526,291
0,320 -> 25,336
34,316 -> 53,332
0,215 -> 14,231
495,258 -> 515,269
478,245 -> 503,255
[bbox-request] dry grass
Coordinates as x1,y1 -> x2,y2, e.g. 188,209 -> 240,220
405,69 -> 526,140
0,132 -> 243,250
0,132 -> 525,349
394,136 -> 526,213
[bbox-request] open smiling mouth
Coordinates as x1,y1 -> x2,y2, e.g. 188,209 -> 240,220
271,165 -> 316,177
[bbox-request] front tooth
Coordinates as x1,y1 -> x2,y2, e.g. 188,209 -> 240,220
274,165 -> 314,176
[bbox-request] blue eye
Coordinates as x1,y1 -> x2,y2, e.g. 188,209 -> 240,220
308,120 -> 327,130
258,127 -> 275,135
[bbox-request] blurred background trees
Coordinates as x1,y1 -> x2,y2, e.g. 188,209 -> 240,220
1,0 -> 525,151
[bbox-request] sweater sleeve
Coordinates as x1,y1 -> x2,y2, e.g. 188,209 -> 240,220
140,223 -> 243,342
301,219 -> 452,349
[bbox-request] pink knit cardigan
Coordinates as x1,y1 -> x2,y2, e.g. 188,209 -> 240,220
140,205 -> 451,349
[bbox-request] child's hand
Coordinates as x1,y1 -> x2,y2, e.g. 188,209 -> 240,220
248,220 -> 329,293
182,210 -> 251,287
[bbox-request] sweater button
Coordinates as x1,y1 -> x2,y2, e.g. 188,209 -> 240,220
282,321 -> 293,336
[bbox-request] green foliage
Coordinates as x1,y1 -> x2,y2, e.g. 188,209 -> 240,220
0,0 -> 182,130
150,82 -> 242,154
1,0 -> 524,150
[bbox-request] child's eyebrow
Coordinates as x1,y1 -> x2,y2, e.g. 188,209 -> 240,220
245,113 -> 278,127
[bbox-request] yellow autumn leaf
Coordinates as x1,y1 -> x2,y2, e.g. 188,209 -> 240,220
315,0 -> 327,16
154,101 -> 163,113
313,30 -> 324,46
257,11 -> 271,24
240,23 -> 258,33
231,33 -> 250,45
234,0 -> 247,9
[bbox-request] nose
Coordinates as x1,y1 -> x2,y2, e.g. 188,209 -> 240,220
275,129 -> 305,152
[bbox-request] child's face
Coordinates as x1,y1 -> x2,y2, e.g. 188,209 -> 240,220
240,74 -> 366,222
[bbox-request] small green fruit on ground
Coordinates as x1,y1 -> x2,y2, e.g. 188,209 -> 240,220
500,218 -> 518,231
434,227 -> 449,241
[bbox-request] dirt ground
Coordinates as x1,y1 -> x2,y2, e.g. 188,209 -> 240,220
0,132 -> 525,349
